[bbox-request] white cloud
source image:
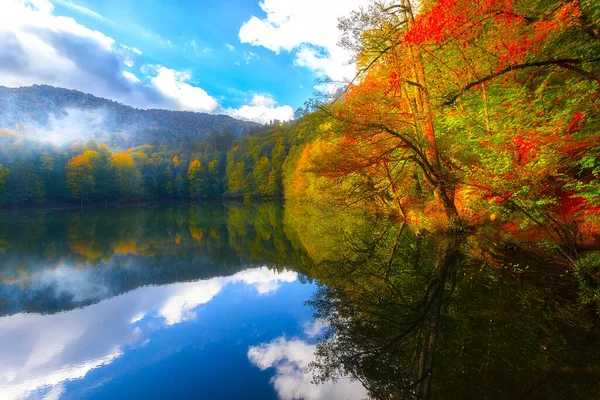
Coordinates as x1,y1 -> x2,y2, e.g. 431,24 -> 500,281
0,266 -> 297,399
0,0 -> 160,108
244,50 -> 259,64
238,0 -> 368,81
42,383 -> 66,400
0,1 -> 222,114
120,44 -> 143,55
54,0 -> 111,23
158,267 -> 297,325
248,337 -> 368,400
122,70 -> 140,83
0,0 -> 296,122
303,319 -> 328,338
228,94 -> 294,124
124,56 -> 135,67
148,65 -> 220,113
225,43 -> 235,51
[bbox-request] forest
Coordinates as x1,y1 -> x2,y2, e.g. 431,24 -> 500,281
1,0 -> 599,241
3,1 -> 600,399
0,121 -> 298,205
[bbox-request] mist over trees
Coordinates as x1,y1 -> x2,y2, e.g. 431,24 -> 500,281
0,85 -> 259,147
0,119 -> 302,206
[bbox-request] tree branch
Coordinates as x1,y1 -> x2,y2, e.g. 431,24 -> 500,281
444,58 -> 600,105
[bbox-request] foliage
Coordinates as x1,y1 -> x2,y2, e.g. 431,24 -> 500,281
0,124 -> 273,206
66,153 -> 94,201
283,0 -> 600,239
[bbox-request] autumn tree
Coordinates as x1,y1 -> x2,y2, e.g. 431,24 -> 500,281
404,0 -> 600,241
188,160 -> 204,200
318,0 -> 460,226
253,156 -> 272,197
312,0 -> 600,233
112,152 -> 144,203
66,154 -> 94,207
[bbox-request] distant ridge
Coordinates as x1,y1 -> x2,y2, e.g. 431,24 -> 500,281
0,85 -> 260,145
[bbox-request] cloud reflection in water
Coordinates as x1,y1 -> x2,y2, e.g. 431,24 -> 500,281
0,267 -> 297,400
248,321 -> 368,400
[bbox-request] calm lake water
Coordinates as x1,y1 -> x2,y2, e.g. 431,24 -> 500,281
0,203 -> 599,399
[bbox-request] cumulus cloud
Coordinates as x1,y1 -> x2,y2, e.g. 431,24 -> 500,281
248,337 -> 368,400
228,94 -> 294,124
239,0 -> 368,81
147,65 -> 220,113
0,0 -> 295,121
0,266 -> 297,399
225,43 -> 235,51
0,0 -> 164,109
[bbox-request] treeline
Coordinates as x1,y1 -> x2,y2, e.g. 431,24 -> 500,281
0,120 -> 314,206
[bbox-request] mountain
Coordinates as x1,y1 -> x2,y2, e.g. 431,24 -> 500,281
0,85 -> 260,146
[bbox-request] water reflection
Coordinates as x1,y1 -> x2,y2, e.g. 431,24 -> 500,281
0,203 -> 309,315
248,334 -> 368,400
1,202 -> 599,399
293,204 -> 600,399
0,267 -> 297,399
0,203 -> 319,399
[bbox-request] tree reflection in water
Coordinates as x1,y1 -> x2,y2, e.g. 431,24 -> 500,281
301,208 -> 600,400
1,202 -> 599,399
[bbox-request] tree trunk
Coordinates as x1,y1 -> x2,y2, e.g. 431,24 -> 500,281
415,237 -> 460,399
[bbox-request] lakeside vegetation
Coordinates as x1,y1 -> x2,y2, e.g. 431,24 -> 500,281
0,1 -> 598,267
3,1 -> 600,399
1,1 -> 599,227
0,2 -> 598,273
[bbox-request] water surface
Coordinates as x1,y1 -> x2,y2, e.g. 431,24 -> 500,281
0,203 -> 598,399
0,204 -> 366,400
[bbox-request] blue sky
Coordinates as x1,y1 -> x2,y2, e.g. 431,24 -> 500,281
0,0 -> 367,123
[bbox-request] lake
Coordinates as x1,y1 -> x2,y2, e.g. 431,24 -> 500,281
0,203 -> 599,399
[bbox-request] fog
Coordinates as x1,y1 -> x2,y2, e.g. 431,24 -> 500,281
35,107 -> 111,145
0,106 -> 147,148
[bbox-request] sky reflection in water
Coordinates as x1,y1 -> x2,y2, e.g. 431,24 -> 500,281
0,264 -> 365,400
0,206 -> 366,400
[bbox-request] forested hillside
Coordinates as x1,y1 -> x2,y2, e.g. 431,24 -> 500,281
0,120 -> 299,206
0,85 -> 259,146
1,0 -> 600,244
